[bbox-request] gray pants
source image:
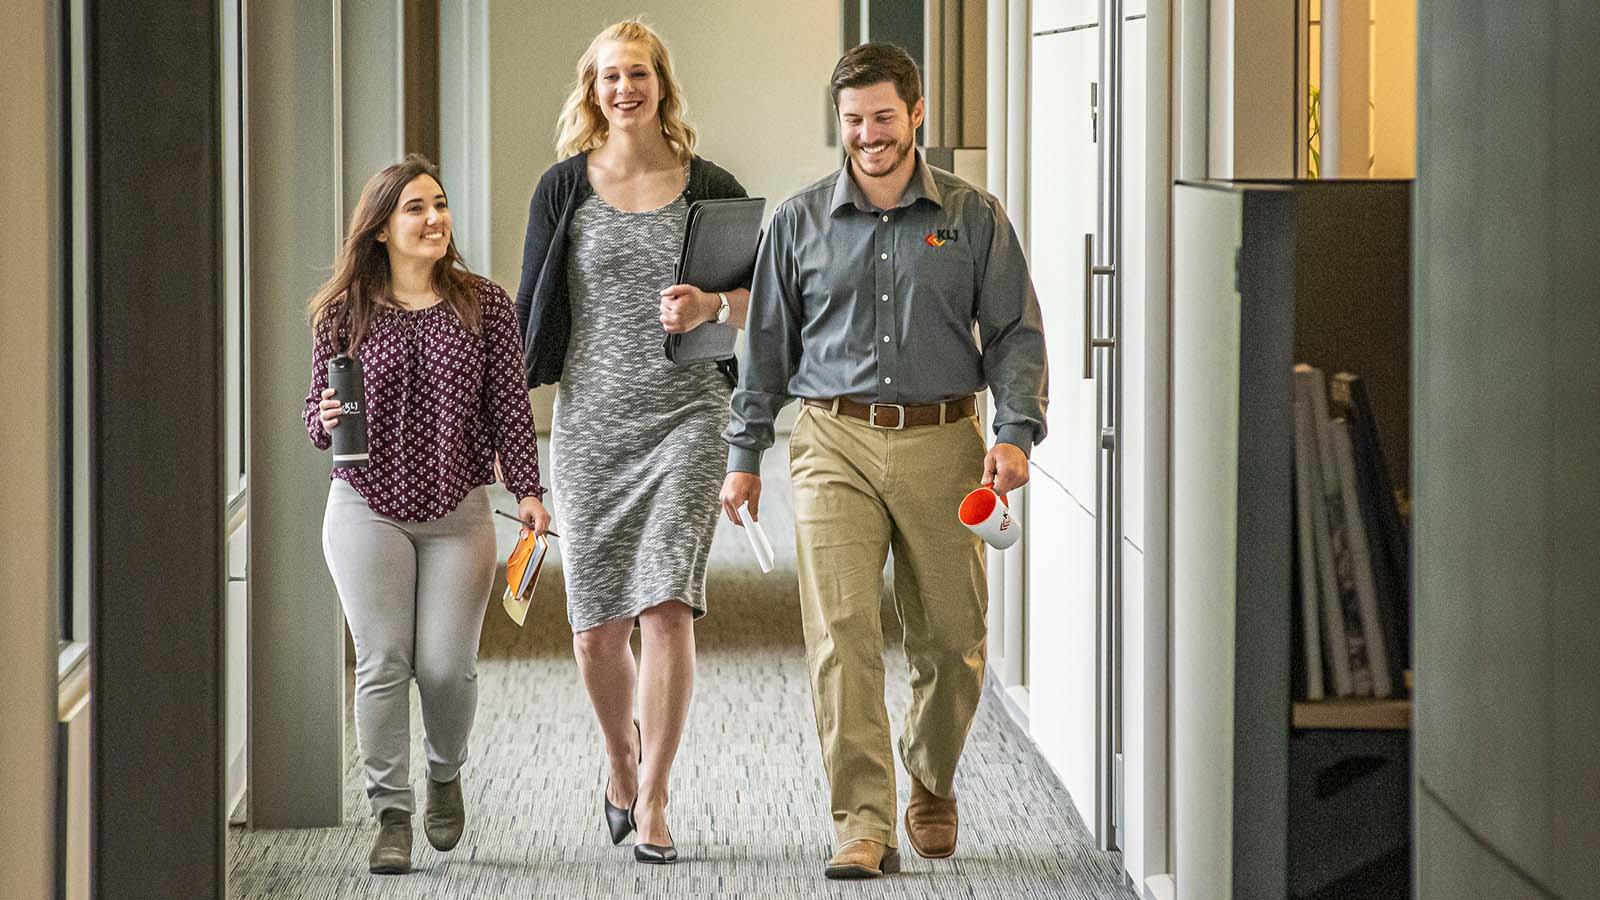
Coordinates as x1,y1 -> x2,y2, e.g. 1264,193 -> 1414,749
322,479 -> 496,815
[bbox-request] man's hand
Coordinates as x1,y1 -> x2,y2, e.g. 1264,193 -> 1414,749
720,472 -> 763,526
982,443 -> 1030,496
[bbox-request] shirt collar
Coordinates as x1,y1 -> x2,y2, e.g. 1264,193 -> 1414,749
829,150 -> 944,216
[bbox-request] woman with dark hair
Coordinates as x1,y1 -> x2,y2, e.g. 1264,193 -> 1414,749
515,18 -> 748,865
305,154 -> 550,875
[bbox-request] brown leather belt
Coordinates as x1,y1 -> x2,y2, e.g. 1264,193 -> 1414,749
804,394 -> 978,430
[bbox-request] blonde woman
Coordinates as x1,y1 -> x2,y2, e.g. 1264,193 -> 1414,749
512,20 -> 750,864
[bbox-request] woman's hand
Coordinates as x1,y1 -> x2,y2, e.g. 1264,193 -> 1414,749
659,284 -> 715,333
518,495 -> 552,538
318,388 -> 342,435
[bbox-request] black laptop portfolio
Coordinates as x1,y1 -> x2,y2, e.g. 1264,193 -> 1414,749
663,197 -> 765,367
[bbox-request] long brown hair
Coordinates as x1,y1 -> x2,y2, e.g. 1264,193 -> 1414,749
307,154 -> 481,353
554,19 -> 697,162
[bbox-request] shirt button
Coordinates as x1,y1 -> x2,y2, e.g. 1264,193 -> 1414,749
881,294 -> 889,301
883,377 -> 892,384
880,252 -> 888,260
881,215 -> 889,223
882,335 -> 891,343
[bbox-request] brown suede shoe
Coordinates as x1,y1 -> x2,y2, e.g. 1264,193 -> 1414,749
824,839 -> 902,879
368,808 -> 413,875
905,777 -> 958,859
425,776 -> 465,851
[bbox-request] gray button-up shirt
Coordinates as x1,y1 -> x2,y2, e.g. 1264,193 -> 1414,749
725,154 -> 1048,474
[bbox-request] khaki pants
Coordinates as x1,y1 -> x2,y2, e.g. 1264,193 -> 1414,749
788,403 -> 989,849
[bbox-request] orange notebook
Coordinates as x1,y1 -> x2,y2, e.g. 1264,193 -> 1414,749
501,530 -> 549,627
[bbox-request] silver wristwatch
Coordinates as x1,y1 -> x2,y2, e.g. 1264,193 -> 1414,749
714,291 -> 730,324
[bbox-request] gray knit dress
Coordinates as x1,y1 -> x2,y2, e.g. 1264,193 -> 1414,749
552,190 -> 730,632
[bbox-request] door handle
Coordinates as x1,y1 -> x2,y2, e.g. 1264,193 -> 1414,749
1083,233 -> 1116,379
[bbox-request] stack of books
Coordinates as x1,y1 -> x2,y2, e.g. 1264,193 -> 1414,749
1292,364 -> 1411,701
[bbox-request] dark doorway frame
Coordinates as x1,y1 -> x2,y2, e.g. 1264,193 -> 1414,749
88,2 -> 226,897
405,0 -> 440,162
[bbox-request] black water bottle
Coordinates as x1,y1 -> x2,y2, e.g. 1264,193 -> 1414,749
327,354 -> 369,469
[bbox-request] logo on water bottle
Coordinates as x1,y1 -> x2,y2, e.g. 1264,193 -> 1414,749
341,400 -> 362,415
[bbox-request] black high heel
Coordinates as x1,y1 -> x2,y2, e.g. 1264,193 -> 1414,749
602,720 -> 642,845
603,786 -> 634,845
633,832 -> 678,864
632,797 -> 677,864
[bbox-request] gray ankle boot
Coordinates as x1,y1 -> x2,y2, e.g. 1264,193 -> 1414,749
368,808 -> 413,875
425,776 -> 466,851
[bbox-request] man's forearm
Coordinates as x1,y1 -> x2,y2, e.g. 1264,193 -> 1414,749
724,390 -> 789,474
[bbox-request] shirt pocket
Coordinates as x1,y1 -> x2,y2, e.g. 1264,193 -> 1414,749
907,235 -> 979,320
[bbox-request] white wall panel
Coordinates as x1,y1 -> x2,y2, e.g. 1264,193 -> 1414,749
1170,184 -> 1244,900
1025,475 -> 1099,829
1119,16 -> 1148,549
1116,18 -> 1157,881
1028,27 -> 1100,508
1034,0 -> 1099,33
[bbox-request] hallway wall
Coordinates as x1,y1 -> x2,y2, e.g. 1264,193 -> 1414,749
245,0 -> 349,828
1414,1 -> 1600,897
0,0 -> 59,895
482,2 -> 844,424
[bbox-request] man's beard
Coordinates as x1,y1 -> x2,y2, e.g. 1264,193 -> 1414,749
852,132 -> 915,177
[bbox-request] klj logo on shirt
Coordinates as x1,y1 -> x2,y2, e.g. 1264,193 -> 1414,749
924,228 -> 960,247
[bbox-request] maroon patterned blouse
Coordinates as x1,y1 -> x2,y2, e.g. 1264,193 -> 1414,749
304,277 -> 545,522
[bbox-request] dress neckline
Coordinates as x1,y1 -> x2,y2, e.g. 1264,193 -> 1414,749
589,191 -> 686,216
586,160 -> 691,215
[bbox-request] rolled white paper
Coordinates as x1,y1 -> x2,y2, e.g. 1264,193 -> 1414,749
738,502 -> 775,573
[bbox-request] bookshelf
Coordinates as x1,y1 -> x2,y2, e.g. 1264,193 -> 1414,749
1173,179 -> 1413,900
1283,179 -> 1412,900
1293,697 -> 1410,731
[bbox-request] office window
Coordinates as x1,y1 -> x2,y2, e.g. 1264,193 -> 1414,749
50,0 -> 68,647
222,0 -> 246,503
55,0 -> 90,654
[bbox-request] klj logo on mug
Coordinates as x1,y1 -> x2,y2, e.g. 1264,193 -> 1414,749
959,486 -> 1021,550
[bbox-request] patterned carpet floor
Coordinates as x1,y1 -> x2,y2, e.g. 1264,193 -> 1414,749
227,447 -> 1136,899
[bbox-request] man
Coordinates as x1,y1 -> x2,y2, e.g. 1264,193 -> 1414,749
720,42 -> 1048,880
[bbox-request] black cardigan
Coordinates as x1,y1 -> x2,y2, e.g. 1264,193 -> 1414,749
513,152 -> 750,387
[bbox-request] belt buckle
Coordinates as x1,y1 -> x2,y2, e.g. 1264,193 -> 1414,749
868,402 -> 906,430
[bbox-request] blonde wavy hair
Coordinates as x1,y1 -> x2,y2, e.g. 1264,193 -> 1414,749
555,19 -> 697,162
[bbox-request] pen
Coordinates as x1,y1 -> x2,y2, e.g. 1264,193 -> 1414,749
494,508 -> 559,538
